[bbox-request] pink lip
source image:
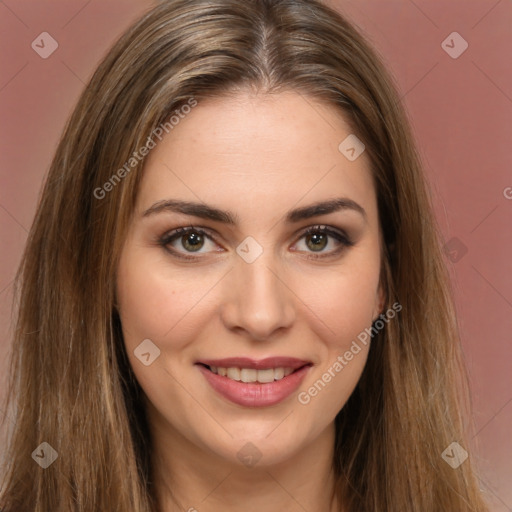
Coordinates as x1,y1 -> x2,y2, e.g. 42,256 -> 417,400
196,360 -> 312,407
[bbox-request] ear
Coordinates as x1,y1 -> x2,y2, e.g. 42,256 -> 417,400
372,281 -> 386,322
373,236 -> 392,322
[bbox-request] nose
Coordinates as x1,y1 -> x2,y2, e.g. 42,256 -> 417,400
219,255 -> 296,341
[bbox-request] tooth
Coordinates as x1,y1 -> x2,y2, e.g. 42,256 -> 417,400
274,367 -> 285,380
256,369 -> 275,383
212,366 -> 299,382
240,368 -> 257,383
227,367 -> 241,381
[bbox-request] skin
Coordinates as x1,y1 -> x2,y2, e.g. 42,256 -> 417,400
116,89 -> 385,512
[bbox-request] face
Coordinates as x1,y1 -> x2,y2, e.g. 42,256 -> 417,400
116,89 -> 385,468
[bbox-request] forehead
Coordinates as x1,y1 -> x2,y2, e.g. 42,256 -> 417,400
138,90 -> 377,225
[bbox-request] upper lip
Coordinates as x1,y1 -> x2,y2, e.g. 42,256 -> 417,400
196,357 -> 312,370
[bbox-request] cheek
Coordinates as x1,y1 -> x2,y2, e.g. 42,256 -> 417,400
294,269 -> 378,415
296,259 -> 381,349
115,252 -> 212,410
116,249 -> 216,350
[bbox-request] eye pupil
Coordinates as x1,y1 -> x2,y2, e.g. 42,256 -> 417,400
306,233 -> 327,251
182,232 -> 204,252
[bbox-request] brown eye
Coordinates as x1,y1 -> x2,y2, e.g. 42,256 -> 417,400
293,225 -> 354,259
181,231 -> 204,252
159,226 -> 220,259
305,232 -> 328,252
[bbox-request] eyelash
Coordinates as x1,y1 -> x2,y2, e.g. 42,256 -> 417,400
158,225 -> 354,261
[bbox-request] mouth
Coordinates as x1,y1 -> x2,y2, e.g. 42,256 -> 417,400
197,363 -> 310,383
195,357 -> 313,407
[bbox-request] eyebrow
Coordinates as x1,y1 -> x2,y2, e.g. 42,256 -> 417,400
142,197 -> 367,224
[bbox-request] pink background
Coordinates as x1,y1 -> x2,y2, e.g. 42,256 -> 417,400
1,1 -> 511,509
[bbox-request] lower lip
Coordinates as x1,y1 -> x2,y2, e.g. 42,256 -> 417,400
196,364 -> 311,407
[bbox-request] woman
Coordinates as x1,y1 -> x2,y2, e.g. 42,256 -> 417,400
0,0 -> 489,510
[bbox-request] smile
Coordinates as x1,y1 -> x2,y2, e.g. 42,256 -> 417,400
196,357 -> 312,407
207,365 -> 295,382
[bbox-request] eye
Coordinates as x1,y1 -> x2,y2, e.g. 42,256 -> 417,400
292,225 -> 354,259
158,226 -> 221,260
158,224 -> 354,261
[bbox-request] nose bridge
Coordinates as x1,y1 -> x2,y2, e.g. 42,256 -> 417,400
220,248 -> 295,339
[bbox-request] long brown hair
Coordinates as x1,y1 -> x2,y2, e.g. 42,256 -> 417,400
0,0 -> 488,510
